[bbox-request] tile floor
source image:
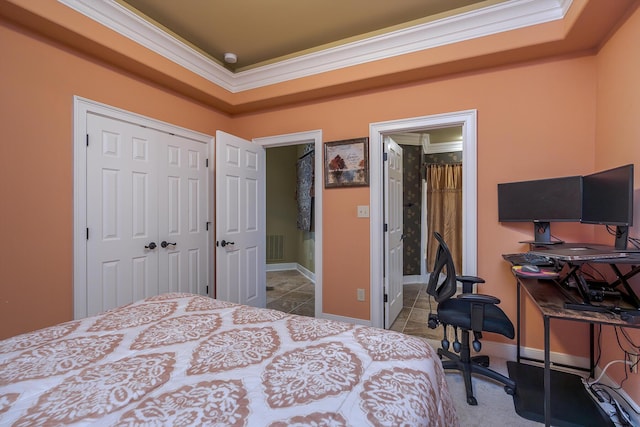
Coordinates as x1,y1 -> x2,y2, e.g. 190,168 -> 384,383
266,269 -> 315,317
266,270 -> 444,341
388,282 -> 444,341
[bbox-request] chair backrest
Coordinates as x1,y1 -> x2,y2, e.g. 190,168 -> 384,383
426,232 -> 458,303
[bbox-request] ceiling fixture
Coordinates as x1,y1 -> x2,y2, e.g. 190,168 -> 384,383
224,53 -> 237,64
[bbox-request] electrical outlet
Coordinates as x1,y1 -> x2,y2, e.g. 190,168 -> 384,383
630,354 -> 638,374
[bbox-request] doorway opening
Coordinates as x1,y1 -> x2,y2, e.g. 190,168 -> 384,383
389,126 -> 463,282
369,110 -> 478,329
253,130 -> 323,319
264,144 -> 316,317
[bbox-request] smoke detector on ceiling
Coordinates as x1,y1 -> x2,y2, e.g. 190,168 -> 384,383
224,53 -> 237,64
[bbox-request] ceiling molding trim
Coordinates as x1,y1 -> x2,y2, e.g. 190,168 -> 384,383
58,0 -> 238,89
58,0 -> 572,93
233,0 -> 572,91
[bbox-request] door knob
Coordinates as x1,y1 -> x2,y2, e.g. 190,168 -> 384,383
145,242 -> 157,250
161,241 -> 177,248
219,240 -> 235,247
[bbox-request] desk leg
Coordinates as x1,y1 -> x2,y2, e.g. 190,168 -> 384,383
544,315 -> 551,427
517,280 -> 521,363
590,323 -> 595,378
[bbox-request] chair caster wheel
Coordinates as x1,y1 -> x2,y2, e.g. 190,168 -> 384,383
504,386 -> 515,396
467,396 -> 478,406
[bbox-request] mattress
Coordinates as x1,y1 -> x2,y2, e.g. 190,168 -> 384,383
0,293 -> 458,426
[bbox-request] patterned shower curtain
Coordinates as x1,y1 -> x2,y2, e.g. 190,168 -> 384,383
426,163 -> 463,272
296,145 -> 314,231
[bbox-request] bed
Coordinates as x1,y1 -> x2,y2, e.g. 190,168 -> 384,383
0,293 -> 459,426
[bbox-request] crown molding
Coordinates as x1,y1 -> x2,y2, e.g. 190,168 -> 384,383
58,0 -> 572,93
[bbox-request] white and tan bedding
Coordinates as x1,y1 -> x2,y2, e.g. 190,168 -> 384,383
0,293 -> 458,426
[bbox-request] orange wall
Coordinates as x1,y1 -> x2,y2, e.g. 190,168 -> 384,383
1,3 -> 639,401
594,4 -> 640,402
232,56 -> 598,352
0,18 -> 232,339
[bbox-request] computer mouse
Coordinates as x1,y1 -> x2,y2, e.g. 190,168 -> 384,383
521,264 -> 540,273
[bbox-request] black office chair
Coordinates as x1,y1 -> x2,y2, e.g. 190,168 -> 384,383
426,231 -> 516,405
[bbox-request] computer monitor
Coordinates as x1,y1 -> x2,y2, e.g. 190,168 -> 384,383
581,164 -> 634,249
498,176 -> 583,244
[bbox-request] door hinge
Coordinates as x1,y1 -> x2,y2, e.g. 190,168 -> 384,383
383,294 -> 388,302
383,152 -> 388,161
206,285 -> 209,294
206,221 -> 211,231
383,223 -> 388,232
206,158 -> 209,167
86,228 -> 89,240
86,134 -> 89,147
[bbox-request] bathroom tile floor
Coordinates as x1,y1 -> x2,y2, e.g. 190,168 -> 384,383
266,270 -> 444,341
266,270 -> 315,317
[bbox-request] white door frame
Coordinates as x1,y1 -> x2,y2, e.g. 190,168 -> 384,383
369,110 -> 477,329
73,96 -> 214,319
253,130 -> 323,319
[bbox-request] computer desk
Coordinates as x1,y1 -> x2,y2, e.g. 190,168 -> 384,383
514,275 -> 640,427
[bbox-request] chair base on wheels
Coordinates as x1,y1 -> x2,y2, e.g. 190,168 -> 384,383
438,347 -> 516,406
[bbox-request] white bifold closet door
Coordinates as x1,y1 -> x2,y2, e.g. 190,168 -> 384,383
85,113 -> 208,317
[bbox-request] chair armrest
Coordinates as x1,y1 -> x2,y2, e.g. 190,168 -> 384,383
456,275 -> 485,285
456,275 -> 485,293
456,293 -> 501,305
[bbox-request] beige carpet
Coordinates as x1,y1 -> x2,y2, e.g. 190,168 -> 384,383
437,347 -> 543,426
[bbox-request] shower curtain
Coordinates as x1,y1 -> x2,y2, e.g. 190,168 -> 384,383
426,163 -> 463,272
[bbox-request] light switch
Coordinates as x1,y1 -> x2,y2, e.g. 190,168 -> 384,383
357,205 -> 370,218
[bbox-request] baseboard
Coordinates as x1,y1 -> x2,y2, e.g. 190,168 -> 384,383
320,312 -> 371,326
266,262 -> 297,272
296,264 -> 315,283
266,263 -> 315,283
480,340 -> 590,373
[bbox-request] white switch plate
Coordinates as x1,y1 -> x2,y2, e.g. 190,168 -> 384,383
357,288 -> 365,301
357,205 -> 370,218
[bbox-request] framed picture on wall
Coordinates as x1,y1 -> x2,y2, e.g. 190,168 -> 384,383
324,137 -> 369,188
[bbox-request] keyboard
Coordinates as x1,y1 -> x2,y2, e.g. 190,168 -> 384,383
502,252 -> 555,266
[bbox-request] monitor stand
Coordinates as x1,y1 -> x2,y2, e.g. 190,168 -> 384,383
520,222 -> 564,245
614,226 -> 628,250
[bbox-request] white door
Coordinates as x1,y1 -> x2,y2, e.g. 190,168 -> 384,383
85,113 -> 208,316
215,131 -> 266,307
156,132 -> 209,295
384,138 -> 403,328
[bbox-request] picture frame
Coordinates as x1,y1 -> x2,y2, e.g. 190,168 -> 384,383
324,137 -> 369,188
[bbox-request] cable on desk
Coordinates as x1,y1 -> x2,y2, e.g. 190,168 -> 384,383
590,385 -> 633,427
580,263 -> 608,283
612,327 -> 640,389
587,360 -> 633,386
583,357 -> 637,426
595,324 -> 603,369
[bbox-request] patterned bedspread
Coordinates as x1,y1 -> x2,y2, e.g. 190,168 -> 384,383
0,293 -> 458,426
